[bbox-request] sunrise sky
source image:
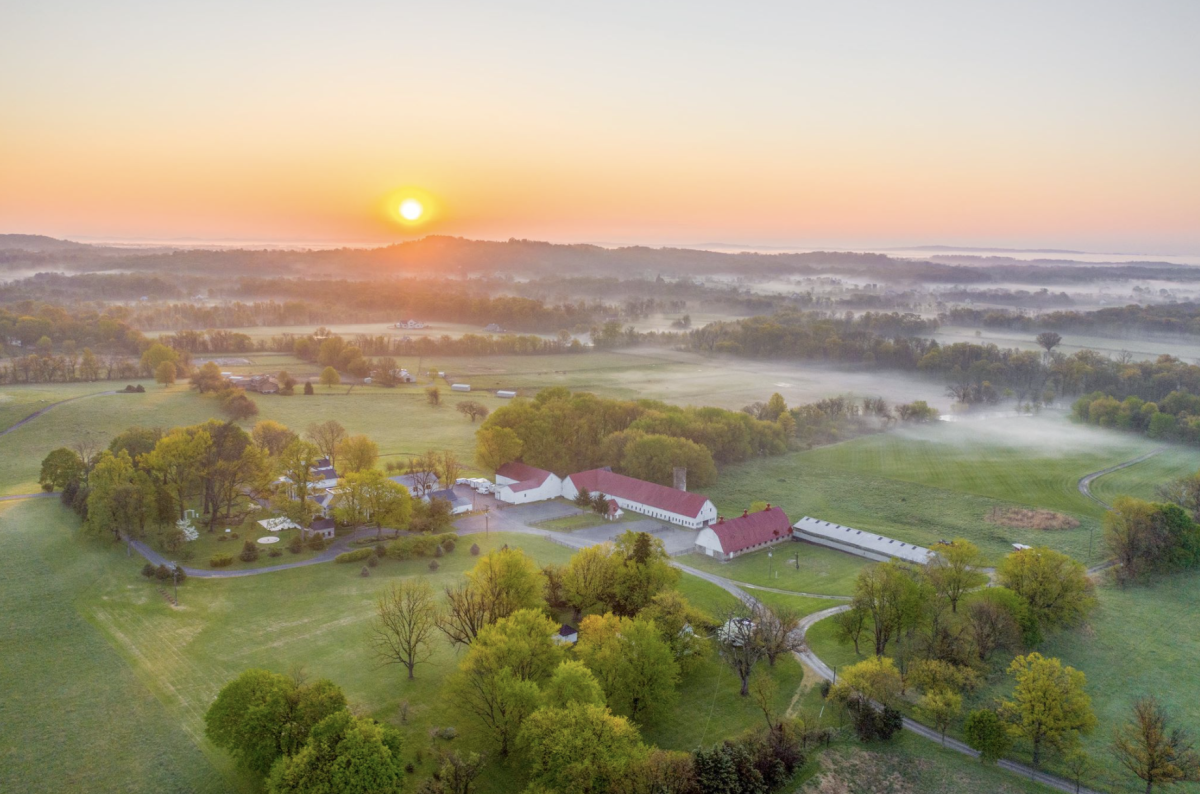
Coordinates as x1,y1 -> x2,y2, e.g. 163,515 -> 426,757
2,1 -> 1198,251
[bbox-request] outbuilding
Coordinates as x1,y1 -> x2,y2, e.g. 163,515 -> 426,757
561,468 -> 717,529
493,461 -> 563,504
695,505 -> 791,560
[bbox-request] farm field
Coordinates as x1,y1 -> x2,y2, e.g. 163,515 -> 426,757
932,325 -> 1200,364
0,498 -> 806,794
805,571 -> 1200,794
0,381 -> 503,495
710,415 -> 1178,564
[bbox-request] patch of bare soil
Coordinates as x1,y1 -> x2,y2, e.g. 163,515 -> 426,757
986,506 -> 1079,531
801,749 -> 926,794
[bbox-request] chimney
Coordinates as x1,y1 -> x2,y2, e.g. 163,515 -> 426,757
673,467 -> 687,492
717,516 -> 724,524
765,503 -> 771,510
742,509 -> 748,517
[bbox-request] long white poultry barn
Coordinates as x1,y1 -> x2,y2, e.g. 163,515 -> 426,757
792,516 -> 933,564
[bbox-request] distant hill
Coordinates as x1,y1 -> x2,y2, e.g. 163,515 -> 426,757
0,234 -> 94,252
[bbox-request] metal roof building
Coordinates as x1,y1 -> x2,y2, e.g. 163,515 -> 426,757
792,516 -> 933,564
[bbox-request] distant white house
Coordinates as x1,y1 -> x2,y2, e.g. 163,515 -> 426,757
553,624 -> 579,645
388,472 -> 440,498
493,462 -> 562,504
561,468 -> 717,529
394,319 -> 427,329
484,323 -> 503,333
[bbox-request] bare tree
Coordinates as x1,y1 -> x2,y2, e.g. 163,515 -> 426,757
436,583 -> 489,647
407,452 -> 440,496
372,581 -> 440,680
1112,696 -> 1200,793
439,451 -> 464,489
753,602 -> 804,666
305,420 -> 347,468
456,401 -> 489,423
715,601 -> 766,696
833,606 -> 868,656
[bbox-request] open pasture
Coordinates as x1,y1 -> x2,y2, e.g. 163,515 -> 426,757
1090,445 -> 1200,504
709,415 -> 1171,564
681,543 -> 864,597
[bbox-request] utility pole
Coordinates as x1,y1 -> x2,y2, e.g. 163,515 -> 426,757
768,549 -> 774,580
172,565 -> 180,604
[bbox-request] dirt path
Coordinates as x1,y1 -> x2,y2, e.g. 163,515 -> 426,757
0,390 -> 119,437
1077,447 -> 1165,508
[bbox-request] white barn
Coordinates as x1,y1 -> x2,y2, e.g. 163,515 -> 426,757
695,506 -> 791,561
493,462 -> 562,504
561,468 -> 717,529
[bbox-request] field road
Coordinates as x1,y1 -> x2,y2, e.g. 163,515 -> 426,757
1077,447 -> 1165,508
0,390 -> 119,437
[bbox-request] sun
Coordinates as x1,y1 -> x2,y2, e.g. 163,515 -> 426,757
399,198 -> 423,221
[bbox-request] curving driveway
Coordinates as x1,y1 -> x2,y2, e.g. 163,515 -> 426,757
1078,447 -> 1164,508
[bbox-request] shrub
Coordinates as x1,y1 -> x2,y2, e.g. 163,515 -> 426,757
360,566 -> 370,577
386,533 -> 445,560
288,536 -> 303,554
230,532 -> 239,540
434,544 -> 445,558
268,548 -> 282,557
178,548 -> 195,561
441,537 -> 456,553
470,543 -> 480,556
155,564 -> 172,581
368,553 -> 379,568
306,535 -> 326,552
210,554 -> 234,568
141,563 -> 157,578
239,541 -> 259,563
335,548 -> 374,564
217,535 -> 227,542
374,543 -> 387,557
428,559 -> 440,572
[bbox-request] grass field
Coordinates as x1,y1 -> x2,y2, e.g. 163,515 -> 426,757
0,498 -> 808,793
1090,445 -> 1200,504
681,544 -> 864,597
933,325 -> 1200,364
709,415 -> 1178,565
806,571 -> 1200,794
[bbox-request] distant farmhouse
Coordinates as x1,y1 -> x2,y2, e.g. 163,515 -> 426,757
483,323 -> 503,333
394,319 -> 427,329
228,374 -> 280,394
695,505 -> 791,560
388,472 -> 440,498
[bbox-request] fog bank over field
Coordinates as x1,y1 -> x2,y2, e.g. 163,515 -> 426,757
614,348 -> 949,410
893,412 -> 1140,457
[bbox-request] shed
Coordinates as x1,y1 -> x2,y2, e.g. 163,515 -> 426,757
451,383 -> 471,392
304,517 -> 336,541
497,390 -> 517,398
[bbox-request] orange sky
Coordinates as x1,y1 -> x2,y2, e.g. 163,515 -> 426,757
2,1 -> 1198,251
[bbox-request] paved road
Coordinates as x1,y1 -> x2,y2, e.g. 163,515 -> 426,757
1078,447 -> 1165,508
0,390 -> 119,437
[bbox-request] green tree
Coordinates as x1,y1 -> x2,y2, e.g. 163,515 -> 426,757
448,609 -> 565,755
336,434 -> 378,474
155,360 -> 177,387
576,613 -> 679,725
831,656 -> 903,708
204,669 -> 347,777
1111,696 -> 1200,793
426,386 -> 441,406
319,366 -> 340,389
562,543 -> 618,619
541,660 -> 606,708
457,400 -> 490,422
334,469 -> 412,538
142,427 -> 213,520
918,688 -> 963,744
267,711 -> 405,794
518,702 -> 648,793
999,652 -> 1097,768
252,420 -> 298,456
464,546 -> 546,623
274,439 -> 323,525
618,433 -> 717,489
86,450 -> 154,543
610,530 -> 679,616
139,342 -> 178,376
965,708 -> 1013,764
474,425 -> 523,472
191,361 -> 226,393
640,589 -> 712,673
996,547 -> 1095,632
926,538 -> 987,612
39,447 -> 82,492
852,560 -> 929,656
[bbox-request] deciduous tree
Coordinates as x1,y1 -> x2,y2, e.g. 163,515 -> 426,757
996,547 -> 1095,632
1112,696 -> 1200,793
372,580 -> 440,680
336,434 -> 378,474
575,613 -> 679,724
518,702 -> 648,794
267,710 -> 405,794
999,652 -> 1096,768
305,420 -> 347,467
474,425 -> 522,472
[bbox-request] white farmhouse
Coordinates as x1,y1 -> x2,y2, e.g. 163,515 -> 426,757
493,461 -> 563,504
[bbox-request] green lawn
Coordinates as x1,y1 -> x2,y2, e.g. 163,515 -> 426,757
680,544 -> 864,597
0,381 -> 133,432
1090,445 -> 1200,505
709,416 -> 1168,565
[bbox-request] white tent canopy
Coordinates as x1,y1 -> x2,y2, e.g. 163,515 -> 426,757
258,517 -> 300,533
